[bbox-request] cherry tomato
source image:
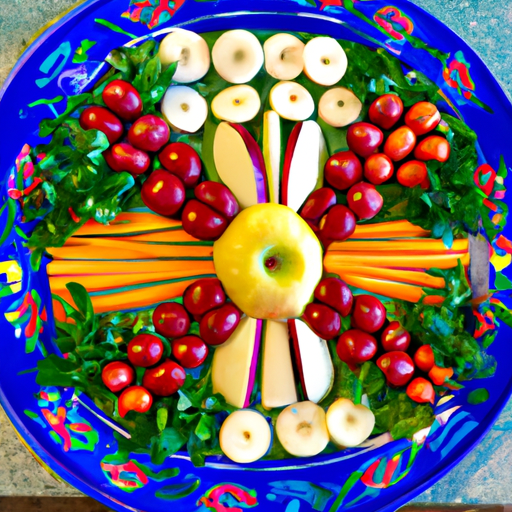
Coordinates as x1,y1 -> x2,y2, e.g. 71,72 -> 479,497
194,181 -> 240,221
127,333 -> 164,368
141,169 -> 186,217
406,377 -> 435,404
302,303 -> 341,340
318,205 -> 356,249
347,182 -> 383,220
405,101 -> 441,135
352,295 -> 386,333
314,277 -> 353,317
199,304 -> 241,346
142,359 -> 186,396
182,199 -> 228,240
101,361 -> 134,393
368,94 -> 404,130
347,122 -> 384,158
105,143 -> 150,175
300,187 -> 336,223
128,115 -> 170,152
171,335 -> 208,368
102,80 -> 142,121
414,345 -> 435,372
384,126 -> 416,162
152,302 -> 190,339
79,106 -> 123,144
428,365 -> 454,386
364,153 -> 394,185
159,142 -> 202,188
183,278 -> 225,317
414,135 -> 451,163
397,160 -> 428,188
118,386 -> 153,418
337,329 -> 378,371
377,351 -> 415,387
381,321 -> 411,352
324,151 -> 363,190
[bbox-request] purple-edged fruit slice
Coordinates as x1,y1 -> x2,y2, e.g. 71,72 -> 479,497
282,120 -> 328,212
212,316 -> 262,408
288,318 -> 334,403
261,320 -> 297,410
213,122 -> 268,208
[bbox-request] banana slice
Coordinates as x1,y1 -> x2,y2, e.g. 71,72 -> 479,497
303,37 -> 347,86
318,87 -> 362,127
161,85 -> 208,133
264,33 -> 304,80
269,81 -> 314,121
211,85 -> 261,123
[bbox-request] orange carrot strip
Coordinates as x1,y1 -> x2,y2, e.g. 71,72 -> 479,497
328,239 -> 468,253
349,220 -> 431,239
101,230 -> 202,243
324,252 -> 470,270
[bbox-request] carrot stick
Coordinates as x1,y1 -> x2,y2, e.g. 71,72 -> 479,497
101,230 -> 204,244
338,273 -> 444,303
328,239 -> 468,253
349,220 -> 431,239
336,266 -> 446,289
324,252 -> 470,270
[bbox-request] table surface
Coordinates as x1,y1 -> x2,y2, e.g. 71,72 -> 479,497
1,0 -> 512,504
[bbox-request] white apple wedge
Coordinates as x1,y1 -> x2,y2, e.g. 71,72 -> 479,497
289,319 -> 334,404
318,87 -> 363,127
282,120 -> 328,212
263,110 -> 281,203
264,33 -> 304,80
212,317 -> 261,408
158,29 -> 210,83
161,85 -> 208,133
303,37 -> 347,86
211,85 -> 261,123
276,401 -> 329,457
213,122 -> 267,208
212,30 -> 264,84
219,409 -> 272,463
326,398 -> 375,447
261,320 -> 297,410
269,81 -> 314,121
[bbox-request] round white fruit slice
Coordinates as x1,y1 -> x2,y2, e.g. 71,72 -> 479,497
219,409 -> 272,463
211,85 -> 261,123
318,87 -> 362,127
303,37 -> 347,86
269,81 -> 314,121
276,401 -> 329,457
158,29 -> 210,83
212,30 -> 264,84
161,85 -> 208,133
326,398 -> 375,447
264,33 -> 305,80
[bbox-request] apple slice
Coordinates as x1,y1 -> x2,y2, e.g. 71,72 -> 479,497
269,81 -> 314,121
212,29 -> 264,84
161,85 -> 208,133
263,110 -> 282,203
264,33 -> 304,80
212,317 -> 262,408
282,120 -> 328,212
211,85 -> 261,123
158,29 -> 210,83
261,320 -> 298,410
319,87 -> 362,127
303,37 -> 347,86
289,319 -> 334,403
213,122 -> 267,208
326,398 -> 375,447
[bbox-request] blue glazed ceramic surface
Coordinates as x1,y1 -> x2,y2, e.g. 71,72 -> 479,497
1,1 -> 512,511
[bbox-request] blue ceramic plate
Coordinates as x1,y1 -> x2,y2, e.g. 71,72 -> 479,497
1,1 -> 512,511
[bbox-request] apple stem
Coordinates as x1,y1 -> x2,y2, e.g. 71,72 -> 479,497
265,256 -> 278,271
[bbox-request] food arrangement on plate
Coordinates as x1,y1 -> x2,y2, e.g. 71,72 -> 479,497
6,25 -> 507,470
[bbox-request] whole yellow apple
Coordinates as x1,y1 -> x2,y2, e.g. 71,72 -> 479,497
213,203 -> 323,319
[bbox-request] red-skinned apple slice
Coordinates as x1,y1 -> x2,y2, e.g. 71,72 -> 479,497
213,122 -> 268,209
282,120 -> 328,212
263,110 -> 282,203
261,320 -> 297,410
288,318 -> 334,404
212,317 -> 262,408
